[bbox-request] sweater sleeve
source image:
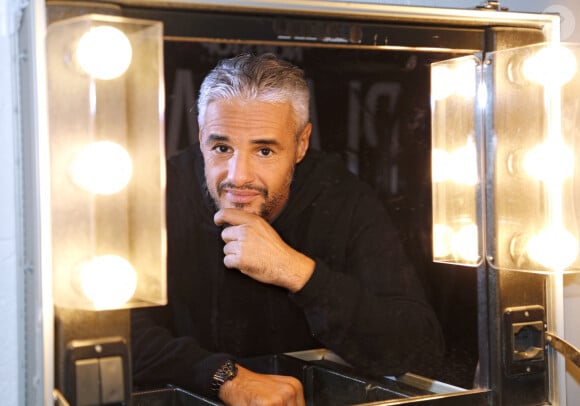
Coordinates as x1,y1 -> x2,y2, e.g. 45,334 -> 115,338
289,187 -> 444,377
131,148 -> 234,398
131,306 -> 233,398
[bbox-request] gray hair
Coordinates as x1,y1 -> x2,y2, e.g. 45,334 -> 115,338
197,53 -> 310,133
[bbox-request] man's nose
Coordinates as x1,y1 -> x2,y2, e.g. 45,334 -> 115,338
227,152 -> 254,185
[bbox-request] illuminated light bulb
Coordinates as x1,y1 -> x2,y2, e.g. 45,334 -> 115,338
76,25 -> 132,80
453,61 -> 477,99
431,65 -> 454,101
69,141 -> 133,195
432,139 -> 478,185
522,141 -> 574,183
522,45 -> 577,87
79,255 -> 138,310
527,227 -> 578,271
450,138 -> 478,185
431,148 -> 452,183
433,223 -> 453,258
451,223 -> 479,263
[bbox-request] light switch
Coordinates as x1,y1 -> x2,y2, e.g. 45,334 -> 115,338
66,337 -> 129,404
99,356 -> 126,404
75,358 -> 100,406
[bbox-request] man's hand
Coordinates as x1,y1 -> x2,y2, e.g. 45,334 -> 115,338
214,208 -> 315,292
219,365 -> 305,406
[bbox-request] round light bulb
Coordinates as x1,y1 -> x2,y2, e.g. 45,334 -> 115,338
451,223 -> 479,263
76,25 -> 132,80
450,138 -> 478,186
527,227 -> 578,271
69,141 -> 133,195
523,141 -> 574,183
454,61 -> 477,99
79,255 -> 137,310
522,46 -> 577,87
431,65 -> 454,101
431,148 -> 452,183
433,223 -> 453,259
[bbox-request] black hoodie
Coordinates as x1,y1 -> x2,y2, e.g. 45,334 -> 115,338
131,143 -> 444,398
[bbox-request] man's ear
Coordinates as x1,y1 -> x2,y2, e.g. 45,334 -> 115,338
295,123 -> 312,163
198,128 -> 203,144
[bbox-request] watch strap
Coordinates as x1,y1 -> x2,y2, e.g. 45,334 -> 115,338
211,359 -> 238,393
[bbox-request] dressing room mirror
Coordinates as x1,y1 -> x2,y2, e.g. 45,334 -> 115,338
41,0 -> 565,404
160,37 -> 478,387
117,2 -> 555,402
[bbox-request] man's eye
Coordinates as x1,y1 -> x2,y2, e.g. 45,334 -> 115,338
214,145 -> 230,154
258,148 -> 273,157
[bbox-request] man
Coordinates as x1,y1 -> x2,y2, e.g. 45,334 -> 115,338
131,53 -> 443,405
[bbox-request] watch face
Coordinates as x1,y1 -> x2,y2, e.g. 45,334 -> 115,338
212,360 -> 238,392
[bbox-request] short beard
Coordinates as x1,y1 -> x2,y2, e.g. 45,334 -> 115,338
218,182 -> 269,217
204,169 -> 294,220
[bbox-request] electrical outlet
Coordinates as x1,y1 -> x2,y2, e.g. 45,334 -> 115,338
503,305 -> 546,376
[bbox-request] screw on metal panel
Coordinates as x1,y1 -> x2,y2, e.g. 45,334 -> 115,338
476,1 -> 508,11
95,344 -> 103,353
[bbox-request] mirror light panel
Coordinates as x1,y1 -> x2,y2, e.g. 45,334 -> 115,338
431,55 -> 483,266
486,43 -> 580,274
432,43 -> 580,274
47,14 -> 167,310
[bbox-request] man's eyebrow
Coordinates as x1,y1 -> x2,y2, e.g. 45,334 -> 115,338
205,134 -> 229,144
204,134 -> 283,148
251,138 -> 282,148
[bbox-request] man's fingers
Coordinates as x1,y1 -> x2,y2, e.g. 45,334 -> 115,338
214,208 -> 259,227
219,366 -> 306,406
263,375 -> 304,406
222,240 -> 240,256
283,378 -> 304,406
220,225 -> 240,243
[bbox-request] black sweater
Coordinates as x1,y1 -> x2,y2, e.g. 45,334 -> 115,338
131,144 -> 444,398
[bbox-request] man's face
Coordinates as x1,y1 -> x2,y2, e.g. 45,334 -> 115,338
199,98 -> 311,221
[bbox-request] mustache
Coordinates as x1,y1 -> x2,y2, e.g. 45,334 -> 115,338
218,182 -> 268,197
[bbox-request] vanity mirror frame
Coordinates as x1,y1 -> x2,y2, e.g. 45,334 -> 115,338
30,1 -> 561,405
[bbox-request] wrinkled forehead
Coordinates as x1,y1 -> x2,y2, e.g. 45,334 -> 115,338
202,98 -> 298,129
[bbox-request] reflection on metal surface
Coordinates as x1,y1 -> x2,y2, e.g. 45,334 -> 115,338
546,332 -> 580,369
132,351 -> 491,405
389,373 -> 466,395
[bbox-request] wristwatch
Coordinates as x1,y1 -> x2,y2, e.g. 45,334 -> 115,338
211,359 -> 238,393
